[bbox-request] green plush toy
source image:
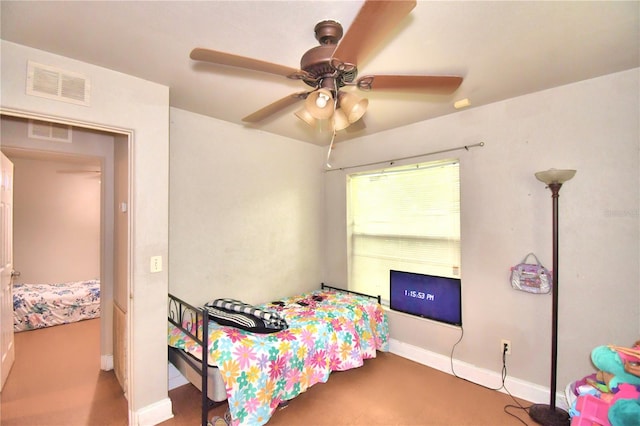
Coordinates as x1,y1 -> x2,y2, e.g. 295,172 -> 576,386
591,345 -> 640,390
590,345 -> 640,426
607,398 -> 640,426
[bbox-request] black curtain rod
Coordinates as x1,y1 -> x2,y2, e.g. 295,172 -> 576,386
324,141 -> 485,172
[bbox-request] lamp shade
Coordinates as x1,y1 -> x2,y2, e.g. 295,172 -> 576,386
339,91 -> 368,123
535,169 -> 577,185
295,107 -> 318,128
332,108 -> 350,131
305,89 -> 334,119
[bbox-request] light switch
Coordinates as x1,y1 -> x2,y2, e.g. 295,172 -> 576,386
150,256 -> 162,273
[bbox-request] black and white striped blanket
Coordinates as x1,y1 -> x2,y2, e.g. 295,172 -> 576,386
204,298 -> 288,334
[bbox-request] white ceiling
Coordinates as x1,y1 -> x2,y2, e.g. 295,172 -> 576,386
1,1 -> 638,146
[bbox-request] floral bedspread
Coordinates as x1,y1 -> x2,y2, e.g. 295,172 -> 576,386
13,279 -> 101,332
168,289 -> 389,426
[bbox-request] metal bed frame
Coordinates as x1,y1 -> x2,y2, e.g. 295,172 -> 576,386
168,294 -> 219,426
167,284 -> 381,426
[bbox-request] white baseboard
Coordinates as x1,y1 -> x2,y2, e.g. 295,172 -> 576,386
132,397 -> 173,426
388,338 -> 568,410
101,354 -> 114,371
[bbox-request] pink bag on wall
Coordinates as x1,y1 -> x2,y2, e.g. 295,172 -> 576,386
510,253 -> 552,294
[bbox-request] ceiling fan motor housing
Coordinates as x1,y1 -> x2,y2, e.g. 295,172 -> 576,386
300,45 -> 338,84
314,20 -> 343,45
300,20 -> 357,90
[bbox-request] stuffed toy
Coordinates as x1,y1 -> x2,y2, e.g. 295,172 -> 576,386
587,343 -> 640,426
607,398 -> 640,426
591,344 -> 640,390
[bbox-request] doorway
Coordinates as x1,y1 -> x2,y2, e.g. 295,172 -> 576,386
0,113 -> 131,406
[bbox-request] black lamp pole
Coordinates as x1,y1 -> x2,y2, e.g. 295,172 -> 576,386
530,169 -> 575,426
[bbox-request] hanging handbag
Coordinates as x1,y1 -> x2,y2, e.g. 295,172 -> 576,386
510,253 -> 553,294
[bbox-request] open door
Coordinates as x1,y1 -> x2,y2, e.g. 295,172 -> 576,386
113,134 -> 129,395
0,152 -> 15,390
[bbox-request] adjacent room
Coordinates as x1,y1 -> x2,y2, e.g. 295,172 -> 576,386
3,120 -> 102,334
0,117 -> 131,424
0,1 -> 638,426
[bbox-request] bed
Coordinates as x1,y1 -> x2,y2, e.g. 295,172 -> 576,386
13,279 -> 101,332
167,284 -> 389,426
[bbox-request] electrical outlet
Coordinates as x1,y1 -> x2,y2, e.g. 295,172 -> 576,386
501,339 -> 512,355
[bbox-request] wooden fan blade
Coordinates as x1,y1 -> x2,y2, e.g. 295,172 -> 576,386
191,48 -> 302,78
242,92 -> 310,123
356,75 -> 463,94
332,0 -> 416,67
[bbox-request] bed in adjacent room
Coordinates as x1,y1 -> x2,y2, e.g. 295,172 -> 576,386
13,279 -> 101,332
167,284 -> 389,426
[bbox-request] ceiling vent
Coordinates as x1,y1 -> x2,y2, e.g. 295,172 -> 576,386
26,61 -> 90,106
28,119 -> 73,143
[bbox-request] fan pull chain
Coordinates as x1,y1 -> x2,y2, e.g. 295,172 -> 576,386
325,91 -> 341,169
325,129 -> 336,169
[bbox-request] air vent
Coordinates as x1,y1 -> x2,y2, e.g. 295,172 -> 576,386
26,61 -> 90,106
28,119 -> 73,143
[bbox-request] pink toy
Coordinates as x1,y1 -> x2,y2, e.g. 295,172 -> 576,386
571,394 -> 611,426
570,384 -> 640,426
613,345 -> 640,363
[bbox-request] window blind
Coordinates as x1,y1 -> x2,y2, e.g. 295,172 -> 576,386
347,159 -> 461,303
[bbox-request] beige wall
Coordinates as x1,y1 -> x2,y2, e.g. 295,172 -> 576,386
9,156 -> 100,284
1,116 -> 110,286
323,68 -> 640,394
168,108 -> 324,306
1,40 -> 170,423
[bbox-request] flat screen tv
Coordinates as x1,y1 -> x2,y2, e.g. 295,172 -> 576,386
390,270 -> 462,326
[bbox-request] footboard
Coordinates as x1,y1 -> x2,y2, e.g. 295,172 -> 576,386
321,282 -> 381,304
168,294 -> 213,426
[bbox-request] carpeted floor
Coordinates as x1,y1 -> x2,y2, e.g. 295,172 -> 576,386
162,350 -> 537,426
1,318 -> 536,425
0,319 -> 128,425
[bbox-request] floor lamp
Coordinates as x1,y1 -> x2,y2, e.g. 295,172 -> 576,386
529,169 -> 576,426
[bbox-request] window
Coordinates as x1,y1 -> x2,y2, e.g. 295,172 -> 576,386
347,159 -> 460,304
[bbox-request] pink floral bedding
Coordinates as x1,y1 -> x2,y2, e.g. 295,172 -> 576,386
168,289 -> 389,426
13,279 -> 100,332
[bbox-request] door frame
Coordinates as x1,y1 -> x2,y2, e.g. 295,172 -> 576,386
0,108 -> 134,415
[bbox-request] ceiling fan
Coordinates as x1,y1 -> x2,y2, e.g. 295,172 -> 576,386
190,0 -> 463,132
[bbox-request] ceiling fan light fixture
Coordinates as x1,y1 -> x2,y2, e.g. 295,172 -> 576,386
295,107 -> 318,128
332,108 -> 350,131
315,92 -> 330,108
305,88 -> 335,119
339,91 -> 368,123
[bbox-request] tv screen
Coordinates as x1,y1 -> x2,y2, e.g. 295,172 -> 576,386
390,270 -> 462,326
